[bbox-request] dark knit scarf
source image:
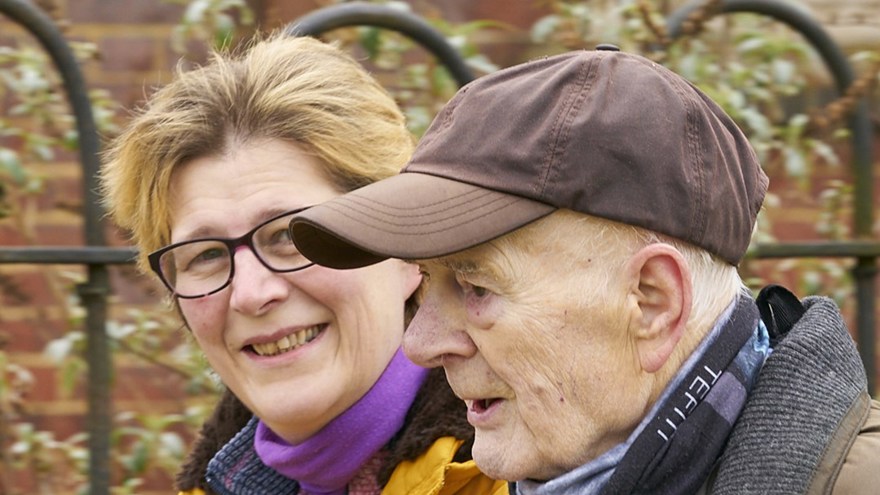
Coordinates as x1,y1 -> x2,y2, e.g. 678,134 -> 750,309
600,292 -> 766,494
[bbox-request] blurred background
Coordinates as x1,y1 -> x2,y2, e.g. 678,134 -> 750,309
0,0 -> 878,493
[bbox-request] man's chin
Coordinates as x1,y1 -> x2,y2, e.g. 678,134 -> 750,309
472,433 -> 527,482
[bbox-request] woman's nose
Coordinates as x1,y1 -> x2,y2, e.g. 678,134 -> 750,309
228,246 -> 289,315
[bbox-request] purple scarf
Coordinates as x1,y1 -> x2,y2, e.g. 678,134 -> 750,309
253,348 -> 428,495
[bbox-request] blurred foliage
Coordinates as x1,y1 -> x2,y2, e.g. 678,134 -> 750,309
164,0 -> 254,54
317,0 -> 505,136
0,0 -> 878,493
0,1 -> 250,493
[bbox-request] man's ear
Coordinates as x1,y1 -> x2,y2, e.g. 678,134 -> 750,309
624,243 -> 692,374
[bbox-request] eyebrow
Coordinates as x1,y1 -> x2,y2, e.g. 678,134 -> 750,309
430,253 -> 504,283
178,206 -> 307,241
439,257 -> 481,274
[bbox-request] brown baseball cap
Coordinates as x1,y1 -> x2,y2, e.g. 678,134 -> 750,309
290,47 -> 768,269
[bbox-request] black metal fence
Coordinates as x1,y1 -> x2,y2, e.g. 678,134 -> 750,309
0,1 -> 875,494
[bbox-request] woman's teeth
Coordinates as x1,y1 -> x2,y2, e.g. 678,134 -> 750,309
251,326 -> 321,356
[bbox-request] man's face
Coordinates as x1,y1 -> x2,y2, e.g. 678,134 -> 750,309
404,216 -> 653,481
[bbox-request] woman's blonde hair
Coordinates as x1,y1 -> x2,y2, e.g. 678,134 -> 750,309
101,33 -> 415,272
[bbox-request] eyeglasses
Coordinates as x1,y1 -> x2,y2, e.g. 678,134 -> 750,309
148,207 -> 314,299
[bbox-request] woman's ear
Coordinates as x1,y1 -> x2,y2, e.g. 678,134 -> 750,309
624,243 -> 692,373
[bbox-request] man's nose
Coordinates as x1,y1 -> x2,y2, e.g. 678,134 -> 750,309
403,287 -> 477,368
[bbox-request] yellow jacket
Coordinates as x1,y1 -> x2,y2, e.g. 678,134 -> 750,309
384,436 -> 507,495
178,436 -> 507,495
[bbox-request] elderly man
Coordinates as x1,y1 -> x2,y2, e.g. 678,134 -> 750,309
289,47 -> 880,494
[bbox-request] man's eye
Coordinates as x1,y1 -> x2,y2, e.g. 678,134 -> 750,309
470,284 -> 488,297
455,274 -> 490,299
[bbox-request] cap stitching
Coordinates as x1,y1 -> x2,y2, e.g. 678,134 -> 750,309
347,185 -> 493,214
659,65 -> 707,252
439,85 -> 468,132
320,194 -> 541,236
339,189 -> 512,222
539,52 -> 596,199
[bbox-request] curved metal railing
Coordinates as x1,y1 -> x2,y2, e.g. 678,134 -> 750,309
286,2 -> 475,86
0,1 -> 115,493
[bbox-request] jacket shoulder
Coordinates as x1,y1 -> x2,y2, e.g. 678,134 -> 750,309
828,397 -> 880,494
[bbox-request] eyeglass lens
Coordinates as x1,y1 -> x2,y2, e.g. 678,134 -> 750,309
157,212 -> 310,297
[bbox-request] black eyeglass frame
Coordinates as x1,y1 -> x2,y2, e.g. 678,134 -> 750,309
147,207 -> 314,299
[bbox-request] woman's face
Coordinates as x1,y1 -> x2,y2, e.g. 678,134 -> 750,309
168,138 -> 421,443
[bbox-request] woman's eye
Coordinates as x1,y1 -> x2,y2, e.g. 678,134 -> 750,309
192,247 -> 225,264
182,246 -> 227,272
268,227 -> 292,245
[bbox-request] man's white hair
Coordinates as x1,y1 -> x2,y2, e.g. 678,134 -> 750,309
494,210 -> 744,349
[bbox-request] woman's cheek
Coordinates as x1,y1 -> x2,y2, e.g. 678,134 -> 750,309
178,298 -> 223,336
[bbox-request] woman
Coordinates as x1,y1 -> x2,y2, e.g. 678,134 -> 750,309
100,33 -> 506,495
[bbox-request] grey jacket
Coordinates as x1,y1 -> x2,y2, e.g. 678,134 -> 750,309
706,295 -> 880,494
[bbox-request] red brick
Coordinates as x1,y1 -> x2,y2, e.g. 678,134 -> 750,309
113,365 -> 193,402
0,224 -> 27,245
428,0 -> 551,28
26,411 -> 88,441
9,363 -> 63,402
100,81 -> 165,109
66,0 -> 181,24
1,318 -> 67,353
37,175 -> 84,212
260,0 -> 324,30
34,224 -> 84,245
0,270 -> 61,306
109,264 -> 167,304
99,36 -> 157,71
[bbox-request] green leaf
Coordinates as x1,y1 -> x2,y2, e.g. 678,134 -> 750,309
466,53 -> 499,74
359,27 -> 382,59
771,59 -> 795,84
739,107 -> 772,139
531,15 -> 560,43
183,0 -> 209,23
44,337 -> 74,362
737,36 -> 766,54
159,432 -> 185,457
783,146 -> 806,177
0,148 -> 25,184
809,139 -> 840,167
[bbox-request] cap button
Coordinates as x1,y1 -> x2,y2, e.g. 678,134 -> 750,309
595,43 -> 620,52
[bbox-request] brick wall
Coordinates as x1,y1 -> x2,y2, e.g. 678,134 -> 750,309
0,1 -> 877,493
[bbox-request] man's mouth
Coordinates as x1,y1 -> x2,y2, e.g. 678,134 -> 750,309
248,325 -> 324,357
469,398 -> 503,413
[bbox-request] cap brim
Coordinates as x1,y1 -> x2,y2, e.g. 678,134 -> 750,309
290,172 -> 556,269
